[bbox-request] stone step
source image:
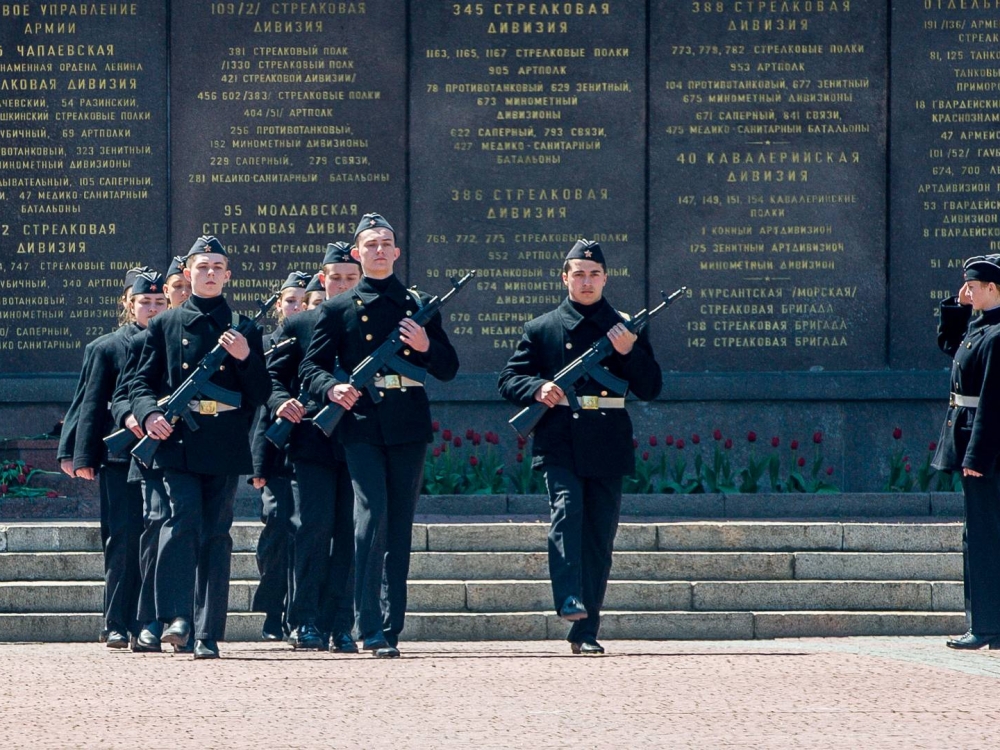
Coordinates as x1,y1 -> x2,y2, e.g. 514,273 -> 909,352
0,610 -> 966,643
0,549 -> 962,584
0,521 -> 964,554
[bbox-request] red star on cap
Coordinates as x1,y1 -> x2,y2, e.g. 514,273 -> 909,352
584,249 -> 593,258
369,218 -> 377,227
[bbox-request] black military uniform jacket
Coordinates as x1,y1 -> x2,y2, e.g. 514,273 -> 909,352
73,323 -> 142,471
498,296 -> 662,478
267,308 -> 349,464
932,305 -> 1000,474
130,295 -> 270,475
59,333 -> 109,464
251,327 -> 294,478
300,275 -> 459,446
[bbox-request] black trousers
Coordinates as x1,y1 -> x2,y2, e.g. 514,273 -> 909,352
963,473 -> 1000,634
155,469 -> 239,640
100,462 -> 143,634
288,460 -> 354,632
543,466 -> 622,642
136,466 -> 169,626
251,474 -> 294,622
345,442 -> 425,642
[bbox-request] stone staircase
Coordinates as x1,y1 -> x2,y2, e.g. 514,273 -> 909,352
0,519 -> 966,642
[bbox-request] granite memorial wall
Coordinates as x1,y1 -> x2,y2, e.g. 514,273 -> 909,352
1,1 -> 996,487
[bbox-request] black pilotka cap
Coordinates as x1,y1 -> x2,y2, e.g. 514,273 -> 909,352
304,273 -> 324,294
964,254 -> 1000,285
280,271 -> 312,291
323,240 -> 358,266
565,238 -> 606,267
132,271 -> 166,296
353,213 -> 394,240
123,265 -> 155,291
165,255 -> 186,279
185,235 -> 228,258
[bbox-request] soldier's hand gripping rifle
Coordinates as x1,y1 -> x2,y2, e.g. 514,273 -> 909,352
312,270 -> 477,438
103,335 -> 294,459
508,287 -> 687,440
130,292 -> 279,469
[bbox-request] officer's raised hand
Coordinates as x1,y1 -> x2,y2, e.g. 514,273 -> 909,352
327,382 -> 361,411
535,381 -> 564,408
607,322 -> 637,355
144,412 -> 174,441
219,329 -> 250,360
399,318 -> 429,352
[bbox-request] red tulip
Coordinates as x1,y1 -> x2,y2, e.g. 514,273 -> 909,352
790,440 -> 799,450
46,490 -> 58,498
466,429 -> 475,440
517,436 -> 527,449
797,456 -> 806,467
724,438 -> 733,450
453,437 -> 462,448
904,464 -> 911,473
929,442 -> 937,452
469,456 -> 479,467
713,429 -> 723,441
0,484 -> 7,494
24,464 -> 32,473
747,431 -> 757,443
826,466 -> 835,476
892,427 -> 902,440
516,453 -> 524,463
649,435 -> 658,447
691,434 -> 701,445
642,451 -> 650,461
771,437 -> 779,448
472,434 -> 482,446
665,435 -> 675,446
432,447 -> 442,458
432,421 -> 440,432
676,439 -> 685,450
16,473 -> 26,485
496,467 -> 504,475
632,438 -> 639,449
813,431 -> 823,444
442,429 -> 452,441
903,456 -> 909,463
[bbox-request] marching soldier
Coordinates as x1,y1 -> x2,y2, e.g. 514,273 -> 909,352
498,239 -> 662,655
269,243 -> 361,652
129,236 -> 270,659
304,272 -> 325,310
249,270 -> 311,640
934,255 -> 1000,650
164,255 -> 192,308
300,214 -> 459,657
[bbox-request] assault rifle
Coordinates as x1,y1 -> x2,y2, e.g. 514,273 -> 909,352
104,334 -> 294,459
312,271 -> 477,438
508,287 -> 687,440
130,292 -> 279,469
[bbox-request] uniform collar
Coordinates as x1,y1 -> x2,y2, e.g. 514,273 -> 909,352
181,295 -> 231,330
555,296 -> 621,331
353,275 -> 411,308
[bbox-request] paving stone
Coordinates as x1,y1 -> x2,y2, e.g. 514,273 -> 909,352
793,552 -> 963,581
657,522 -> 843,552
694,581 -> 934,612
753,612 -> 966,639
841,523 -> 962,552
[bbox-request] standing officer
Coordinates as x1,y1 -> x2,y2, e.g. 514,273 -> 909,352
300,215 -> 459,657
249,270 -> 312,641
498,239 -> 662,655
933,255 -> 1000,649
130,236 -> 270,659
269,242 -> 361,652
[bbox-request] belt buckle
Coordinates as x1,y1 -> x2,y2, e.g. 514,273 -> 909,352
384,374 -> 401,389
950,395 -> 958,408
580,395 -> 599,410
198,400 -> 218,416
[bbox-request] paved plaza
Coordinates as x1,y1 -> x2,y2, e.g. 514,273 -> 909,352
1,637 -> 999,748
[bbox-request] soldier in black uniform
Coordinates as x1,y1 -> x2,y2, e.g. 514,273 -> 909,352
59,266 -> 157,647
498,239 -> 662,655
300,215 -> 459,657
164,255 -> 192,309
304,272 -> 325,311
270,243 -> 361,652
933,255 -> 1000,650
130,236 -> 271,659
249,270 -> 311,641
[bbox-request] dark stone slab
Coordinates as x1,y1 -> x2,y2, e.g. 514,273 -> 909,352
621,494 -> 725,518
169,1 -> 406,309
408,4 -> 648,372
723,492 -> 931,518
648,2 -> 888,371
930,492 -> 963,518
889,6 -> 1000,368
0,2 -> 169,374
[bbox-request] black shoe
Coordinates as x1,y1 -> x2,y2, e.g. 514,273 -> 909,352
330,632 -> 358,653
362,633 -> 390,652
558,596 -> 588,622
98,629 -> 109,644
161,617 -> 192,648
374,645 -> 401,658
193,639 -> 220,659
105,629 -> 129,649
132,622 -> 162,653
172,642 -> 194,654
261,612 -> 284,642
570,638 -> 605,655
946,631 -> 999,650
291,623 -> 324,650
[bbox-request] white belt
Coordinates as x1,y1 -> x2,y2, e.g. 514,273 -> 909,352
557,396 -> 626,410
950,393 -> 980,409
373,375 -> 423,390
186,399 -> 238,416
